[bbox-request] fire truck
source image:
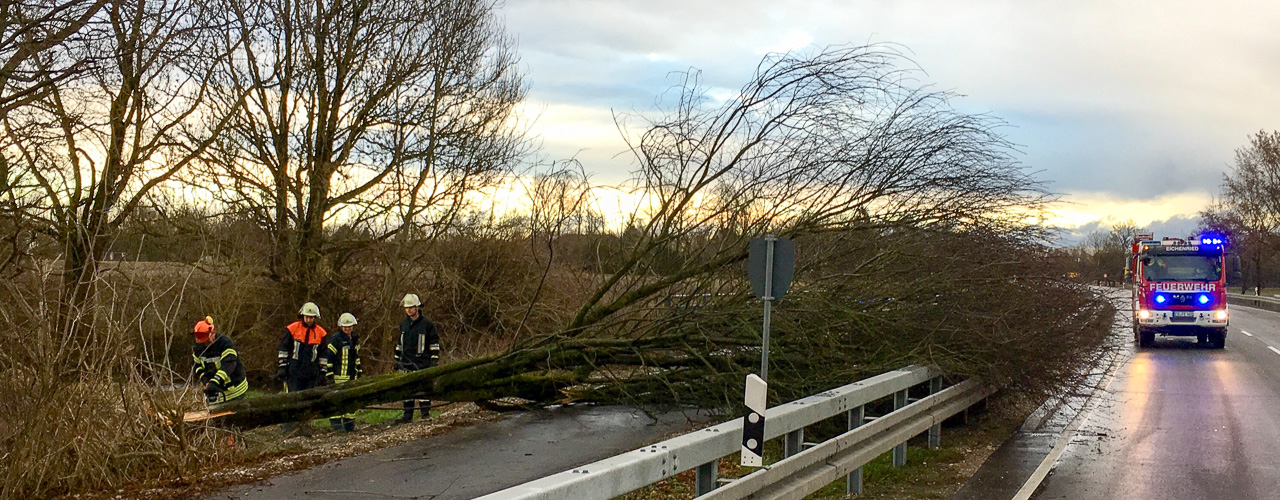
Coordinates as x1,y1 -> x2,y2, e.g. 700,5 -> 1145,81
1126,234 -> 1236,349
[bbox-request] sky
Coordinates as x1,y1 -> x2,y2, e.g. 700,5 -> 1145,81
497,0 -> 1280,244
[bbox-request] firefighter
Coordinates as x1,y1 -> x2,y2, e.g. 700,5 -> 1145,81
192,316 -> 248,404
396,293 -> 439,423
320,312 -> 362,432
278,302 -> 327,435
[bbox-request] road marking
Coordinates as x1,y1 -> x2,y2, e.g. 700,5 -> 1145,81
1011,339 -> 1129,500
1242,330 -> 1254,337
1269,346 -> 1280,356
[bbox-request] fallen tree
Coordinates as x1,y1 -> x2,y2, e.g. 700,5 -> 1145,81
207,45 -> 1115,430
213,334 -> 755,428
213,229 -> 1116,429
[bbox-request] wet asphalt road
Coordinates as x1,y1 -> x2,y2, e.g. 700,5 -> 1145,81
1031,303 -> 1280,499
210,405 -> 707,500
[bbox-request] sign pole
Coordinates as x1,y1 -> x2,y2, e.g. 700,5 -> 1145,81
743,234 -> 793,468
761,234 -> 775,382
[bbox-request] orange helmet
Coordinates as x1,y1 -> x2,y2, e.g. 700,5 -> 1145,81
193,316 -> 215,343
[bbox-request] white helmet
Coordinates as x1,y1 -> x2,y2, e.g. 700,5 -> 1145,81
401,293 -> 422,307
338,312 -> 358,327
298,302 -> 321,318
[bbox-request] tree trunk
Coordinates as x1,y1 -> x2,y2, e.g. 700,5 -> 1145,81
59,228 -> 104,336
211,336 -> 756,429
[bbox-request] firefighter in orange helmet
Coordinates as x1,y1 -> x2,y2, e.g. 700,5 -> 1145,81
192,316 -> 248,404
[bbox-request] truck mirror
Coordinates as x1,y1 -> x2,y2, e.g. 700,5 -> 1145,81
1230,254 -> 1241,269
1230,270 -> 1243,282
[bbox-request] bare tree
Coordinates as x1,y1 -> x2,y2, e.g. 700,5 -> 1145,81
512,162 -> 593,336
202,0 -> 529,305
1081,219 -> 1144,281
1213,131 -> 1280,293
0,0 -> 109,275
1,0 -> 245,333
0,0 -> 108,117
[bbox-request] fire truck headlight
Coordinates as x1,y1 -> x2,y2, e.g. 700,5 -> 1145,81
1139,310 -> 1151,320
1154,294 -> 1167,305
1198,293 -> 1211,305
1215,310 -> 1228,321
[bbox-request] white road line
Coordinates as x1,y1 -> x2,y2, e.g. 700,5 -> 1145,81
1269,346 -> 1280,356
1242,331 -> 1254,337
1011,344 -> 1129,500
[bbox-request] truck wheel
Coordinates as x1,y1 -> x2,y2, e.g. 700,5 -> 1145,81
1210,329 -> 1226,349
1139,330 -> 1154,348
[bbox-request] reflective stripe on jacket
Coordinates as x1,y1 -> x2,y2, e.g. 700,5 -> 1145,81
396,314 -> 439,371
278,320 -> 326,381
320,331 -> 360,384
193,334 -> 249,401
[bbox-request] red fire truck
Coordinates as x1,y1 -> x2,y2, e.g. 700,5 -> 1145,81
1126,234 -> 1234,349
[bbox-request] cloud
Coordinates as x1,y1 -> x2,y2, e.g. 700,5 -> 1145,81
1055,214 -> 1202,247
500,0 -> 1280,222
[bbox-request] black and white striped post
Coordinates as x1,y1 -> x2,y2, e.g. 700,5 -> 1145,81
741,373 -> 767,467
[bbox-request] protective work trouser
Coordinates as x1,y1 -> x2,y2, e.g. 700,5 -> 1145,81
327,375 -> 357,432
401,399 -> 431,423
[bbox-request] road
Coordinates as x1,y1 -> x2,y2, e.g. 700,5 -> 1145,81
211,405 -> 708,500
1030,302 -> 1280,499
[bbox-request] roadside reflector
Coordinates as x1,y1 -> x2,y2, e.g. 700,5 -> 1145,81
742,374 -> 767,467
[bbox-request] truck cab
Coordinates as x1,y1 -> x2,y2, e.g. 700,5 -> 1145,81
1128,235 -> 1229,348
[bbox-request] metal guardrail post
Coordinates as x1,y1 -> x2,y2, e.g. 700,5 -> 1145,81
695,461 -> 718,496
928,377 -> 943,449
892,389 -> 907,467
784,429 -> 804,458
846,405 -> 864,495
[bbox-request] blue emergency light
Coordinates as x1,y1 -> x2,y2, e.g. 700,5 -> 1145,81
1154,294 -> 1167,304
1199,233 -> 1226,246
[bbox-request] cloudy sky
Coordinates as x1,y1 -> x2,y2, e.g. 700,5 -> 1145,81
498,0 -> 1280,243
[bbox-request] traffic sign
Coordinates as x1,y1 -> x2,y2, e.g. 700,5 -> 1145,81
748,236 -> 794,300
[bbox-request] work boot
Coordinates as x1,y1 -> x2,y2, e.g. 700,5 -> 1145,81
329,417 -> 343,432
343,418 -> 356,432
419,399 -> 432,420
399,400 -> 416,424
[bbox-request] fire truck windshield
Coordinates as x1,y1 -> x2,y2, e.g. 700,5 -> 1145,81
1142,255 -> 1222,282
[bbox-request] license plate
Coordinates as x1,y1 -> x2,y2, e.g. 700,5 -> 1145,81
1173,311 -> 1195,318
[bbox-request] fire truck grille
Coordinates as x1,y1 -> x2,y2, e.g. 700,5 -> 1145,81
1162,293 -> 1199,306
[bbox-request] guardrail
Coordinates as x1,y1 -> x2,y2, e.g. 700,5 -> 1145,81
478,366 -> 994,500
1228,292 -> 1280,314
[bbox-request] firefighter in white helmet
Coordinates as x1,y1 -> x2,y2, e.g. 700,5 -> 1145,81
320,312 -> 362,432
277,301 -> 327,435
396,293 -> 439,423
